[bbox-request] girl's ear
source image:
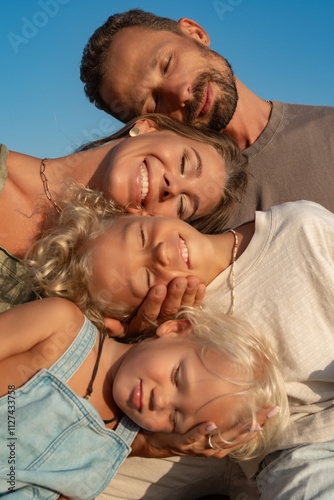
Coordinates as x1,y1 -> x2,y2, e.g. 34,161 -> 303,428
178,18 -> 210,46
131,119 -> 159,135
156,319 -> 192,338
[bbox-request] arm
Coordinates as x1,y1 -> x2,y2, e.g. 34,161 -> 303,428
0,298 -> 84,395
0,297 -> 84,361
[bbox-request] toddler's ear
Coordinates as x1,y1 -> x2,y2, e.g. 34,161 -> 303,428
103,317 -> 125,338
156,318 -> 192,338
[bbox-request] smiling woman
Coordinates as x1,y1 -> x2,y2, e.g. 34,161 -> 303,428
1,113 -> 246,262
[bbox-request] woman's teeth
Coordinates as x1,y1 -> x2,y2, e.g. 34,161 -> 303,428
141,163 -> 149,201
180,237 -> 189,263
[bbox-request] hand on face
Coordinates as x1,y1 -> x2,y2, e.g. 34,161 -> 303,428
138,406 -> 280,459
126,276 -> 206,337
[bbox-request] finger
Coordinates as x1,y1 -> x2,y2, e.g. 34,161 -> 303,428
157,278 -> 187,320
127,285 -> 167,336
178,277 -> 200,306
193,283 -> 206,308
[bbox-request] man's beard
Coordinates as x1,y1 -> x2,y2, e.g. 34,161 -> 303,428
185,49 -> 238,131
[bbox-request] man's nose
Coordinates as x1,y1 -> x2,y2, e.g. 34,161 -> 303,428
153,242 -> 169,267
160,79 -> 191,112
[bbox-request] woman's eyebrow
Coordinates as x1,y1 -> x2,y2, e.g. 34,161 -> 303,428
192,148 -> 202,178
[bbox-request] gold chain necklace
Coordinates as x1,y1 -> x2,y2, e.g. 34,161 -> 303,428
40,158 -> 62,214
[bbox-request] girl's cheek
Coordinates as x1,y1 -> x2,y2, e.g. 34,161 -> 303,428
139,415 -> 167,433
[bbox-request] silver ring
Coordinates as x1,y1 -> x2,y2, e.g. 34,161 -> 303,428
207,434 -> 220,450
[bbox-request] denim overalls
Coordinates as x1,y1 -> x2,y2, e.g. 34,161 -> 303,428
0,316 -> 139,499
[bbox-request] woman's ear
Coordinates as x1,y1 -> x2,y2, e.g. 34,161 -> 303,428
178,18 -> 210,46
131,119 -> 159,135
156,319 -> 193,338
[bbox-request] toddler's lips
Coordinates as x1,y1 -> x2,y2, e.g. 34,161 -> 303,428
133,381 -> 142,411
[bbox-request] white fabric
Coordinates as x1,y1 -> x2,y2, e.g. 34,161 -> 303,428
205,201 -> 334,475
99,201 -> 334,498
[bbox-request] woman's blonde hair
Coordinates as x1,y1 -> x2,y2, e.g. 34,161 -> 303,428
78,113 -> 248,232
173,307 -> 288,461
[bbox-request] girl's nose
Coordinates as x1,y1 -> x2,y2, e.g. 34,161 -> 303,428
154,242 -> 169,267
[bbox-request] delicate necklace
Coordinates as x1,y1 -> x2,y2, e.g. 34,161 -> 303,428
40,158 -> 62,214
229,229 -> 238,315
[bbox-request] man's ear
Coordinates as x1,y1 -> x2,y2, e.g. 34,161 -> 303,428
156,319 -> 192,338
131,119 -> 159,135
178,18 -> 210,46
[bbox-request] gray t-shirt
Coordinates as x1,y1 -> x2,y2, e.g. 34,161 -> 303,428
228,101 -> 334,227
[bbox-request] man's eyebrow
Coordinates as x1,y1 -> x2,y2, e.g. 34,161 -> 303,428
136,48 -> 164,113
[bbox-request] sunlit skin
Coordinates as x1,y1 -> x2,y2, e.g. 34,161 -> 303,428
101,121 -> 226,220
100,21 -> 237,132
112,319 -> 242,433
3,121 -> 225,259
88,214 -> 255,316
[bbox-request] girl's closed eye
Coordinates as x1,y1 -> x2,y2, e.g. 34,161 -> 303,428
172,366 -> 180,386
140,224 -> 151,289
140,225 -> 146,247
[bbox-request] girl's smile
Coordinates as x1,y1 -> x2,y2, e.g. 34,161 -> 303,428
88,214 -> 219,312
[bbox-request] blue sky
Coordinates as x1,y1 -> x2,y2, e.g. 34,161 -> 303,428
2,0 -> 334,158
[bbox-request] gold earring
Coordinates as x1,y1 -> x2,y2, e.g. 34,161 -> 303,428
129,126 -> 140,137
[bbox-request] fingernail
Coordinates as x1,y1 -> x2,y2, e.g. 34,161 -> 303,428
206,424 -> 217,432
247,424 -> 263,432
187,281 -> 197,289
266,406 -> 280,419
176,282 -> 186,290
155,287 -> 165,297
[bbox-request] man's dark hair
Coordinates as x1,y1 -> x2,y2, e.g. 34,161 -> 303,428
80,9 -> 184,115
